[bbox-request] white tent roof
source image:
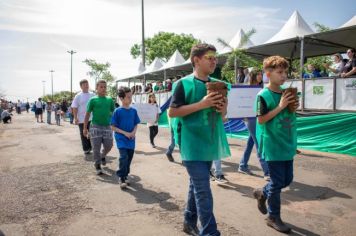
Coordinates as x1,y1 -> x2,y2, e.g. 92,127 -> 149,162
138,61 -> 145,73
141,57 -> 164,74
340,15 -> 356,28
220,29 -> 254,54
265,10 -> 314,44
161,50 -> 186,69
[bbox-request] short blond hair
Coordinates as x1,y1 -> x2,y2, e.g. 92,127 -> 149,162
263,56 -> 289,71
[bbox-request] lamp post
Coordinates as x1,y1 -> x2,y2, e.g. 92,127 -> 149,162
67,50 -> 77,100
49,70 -> 54,101
42,80 -> 46,97
141,0 -> 146,86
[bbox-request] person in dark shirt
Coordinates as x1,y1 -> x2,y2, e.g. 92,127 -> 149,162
341,48 -> 356,78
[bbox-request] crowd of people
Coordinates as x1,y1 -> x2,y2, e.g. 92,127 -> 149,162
2,44 -> 355,236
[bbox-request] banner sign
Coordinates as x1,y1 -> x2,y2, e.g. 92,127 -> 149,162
131,103 -> 157,124
227,86 -> 262,118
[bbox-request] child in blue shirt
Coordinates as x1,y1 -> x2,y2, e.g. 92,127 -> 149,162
111,87 -> 140,189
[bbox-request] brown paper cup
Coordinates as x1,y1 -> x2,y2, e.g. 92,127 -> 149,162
284,87 -> 298,113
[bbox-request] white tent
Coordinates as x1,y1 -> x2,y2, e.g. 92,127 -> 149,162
265,10 -> 314,44
141,57 -> 164,74
220,29 -> 254,54
161,50 -> 186,69
340,15 -> 356,28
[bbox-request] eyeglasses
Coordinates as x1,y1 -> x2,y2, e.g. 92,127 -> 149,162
203,55 -> 218,61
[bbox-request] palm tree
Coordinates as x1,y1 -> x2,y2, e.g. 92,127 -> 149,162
217,28 -> 261,83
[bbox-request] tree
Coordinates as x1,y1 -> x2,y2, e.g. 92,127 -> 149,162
313,22 -> 332,33
83,59 -> 117,99
217,28 -> 262,83
43,91 -> 73,103
130,32 -> 201,64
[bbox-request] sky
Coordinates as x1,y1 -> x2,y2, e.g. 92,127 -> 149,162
0,0 -> 355,102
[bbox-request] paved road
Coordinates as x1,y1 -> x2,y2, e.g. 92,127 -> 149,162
1,112 -> 355,236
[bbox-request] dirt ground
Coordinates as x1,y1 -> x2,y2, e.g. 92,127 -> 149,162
1,112 -> 356,236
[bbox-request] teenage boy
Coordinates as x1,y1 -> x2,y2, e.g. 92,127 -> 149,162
83,80 -> 115,175
253,56 -> 298,233
71,79 -> 95,155
169,43 -> 231,236
111,87 -> 140,189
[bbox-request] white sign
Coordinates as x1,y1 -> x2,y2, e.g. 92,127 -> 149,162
131,103 -> 157,123
336,78 -> 356,110
305,79 -> 333,110
227,86 -> 262,118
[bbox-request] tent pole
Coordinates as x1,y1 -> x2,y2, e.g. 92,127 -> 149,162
300,37 -> 305,112
234,55 -> 237,83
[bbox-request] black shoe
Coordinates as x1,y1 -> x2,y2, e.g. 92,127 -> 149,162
101,157 -> 107,166
253,189 -> 267,215
215,175 -> 228,184
265,216 -> 291,233
166,153 -> 174,162
95,164 -> 103,175
209,171 -> 216,181
183,223 -> 199,236
84,149 -> 91,154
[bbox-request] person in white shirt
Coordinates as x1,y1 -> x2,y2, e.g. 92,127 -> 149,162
323,53 -> 344,77
147,93 -> 161,148
71,79 -> 95,154
35,98 -> 44,123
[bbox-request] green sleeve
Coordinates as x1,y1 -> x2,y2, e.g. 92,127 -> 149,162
86,98 -> 93,112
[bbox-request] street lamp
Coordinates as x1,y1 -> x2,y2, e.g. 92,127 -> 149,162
141,0 -> 146,86
42,80 -> 46,97
67,50 -> 77,100
49,70 -> 55,101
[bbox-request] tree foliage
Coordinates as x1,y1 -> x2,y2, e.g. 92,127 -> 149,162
313,22 -> 332,33
83,59 -> 117,99
42,91 -> 74,103
130,32 -> 200,64
217,28 -> 262,83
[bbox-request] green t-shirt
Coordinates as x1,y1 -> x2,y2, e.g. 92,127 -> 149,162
86,96 -> 115,126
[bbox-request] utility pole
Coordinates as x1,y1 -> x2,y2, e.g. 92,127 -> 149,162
67,50 -> 77,100
42,80 -> 46,97
141,0 -> 146,86
49,70 -> 55,101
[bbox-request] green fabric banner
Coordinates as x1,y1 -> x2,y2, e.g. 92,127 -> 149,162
159,112 -> 356,157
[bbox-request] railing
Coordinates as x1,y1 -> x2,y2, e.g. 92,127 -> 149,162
131,77 -> 356,112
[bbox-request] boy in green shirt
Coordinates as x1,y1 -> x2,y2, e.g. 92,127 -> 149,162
169,44 -> 230,236
253,56 -> 299,233
83,80 -> 115,175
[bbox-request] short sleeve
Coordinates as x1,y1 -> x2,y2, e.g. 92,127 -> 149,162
352,58 -> 356,68
134,109 -> 141,125
256,96 -> 269,116
110,109 -> 119,127
86,98 -> 93,112
170,81 -> 186,108
71,94 -> 79,108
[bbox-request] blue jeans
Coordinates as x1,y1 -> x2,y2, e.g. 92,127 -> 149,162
212,160 -> 223,176
263,160 -> 293,218
239,117 -> 269,176
116,148 -> 134,180
166,128 -> 175,155
183,161 -> 220,236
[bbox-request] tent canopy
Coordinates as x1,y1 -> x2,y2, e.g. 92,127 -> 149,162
340,15 -> 356,28
246,25 -> 356,60
220,29 -> 254,54
265,10 -> 314,44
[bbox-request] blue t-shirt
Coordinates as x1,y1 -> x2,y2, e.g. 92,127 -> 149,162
111,107 -> 141,150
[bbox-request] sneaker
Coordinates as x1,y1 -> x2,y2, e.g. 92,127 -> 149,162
125,176 -> 131,186
151,144 -> 156,148
120,178 -> 127,189
264,175 -> 271,181
95,164 -> 103,175
166,153 -> 174,162
101,157 -> 107,166
209,171 -> 216,181
265,216 -> 291,233
296,149 -> 301,154
238,167 -> 253,175
84,149 -> 91,154
215,175 -> 228,184
183,222 -> 199,236
253,189 -> 267,215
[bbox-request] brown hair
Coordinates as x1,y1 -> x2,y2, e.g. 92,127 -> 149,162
263,56 -> 289,71
249,69 -> 262,85
148,93 -> 156,104
118,86 -> 131,99
190,43 -> 216,67
96,79 -> 107,88
79,79 -> 89,86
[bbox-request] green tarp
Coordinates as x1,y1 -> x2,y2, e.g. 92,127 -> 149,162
159,112 -> 356,157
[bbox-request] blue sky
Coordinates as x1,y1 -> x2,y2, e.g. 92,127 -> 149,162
0,0 -> 355,101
